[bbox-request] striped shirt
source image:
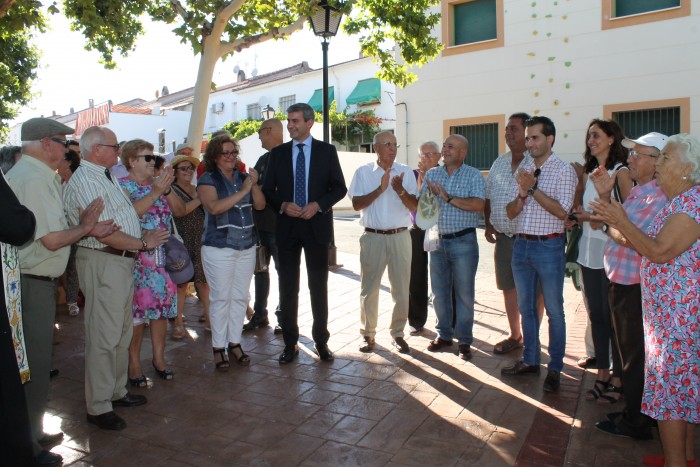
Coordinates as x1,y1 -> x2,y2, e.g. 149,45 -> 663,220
420,163 -> 486,234
604,180 -> 667,285
63,159 -> 142,249
486,151 -> 532,236
511,153 -> 576,235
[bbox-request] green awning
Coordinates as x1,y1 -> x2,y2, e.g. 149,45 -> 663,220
346,78 -> 381,105
307,87 -> 334,112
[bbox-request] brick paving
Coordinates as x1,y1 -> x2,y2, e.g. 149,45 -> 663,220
41,218 -> 694,466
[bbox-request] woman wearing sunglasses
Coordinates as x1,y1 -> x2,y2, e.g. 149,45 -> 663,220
198,135 -> 264,370
118,139 -> 185,387
169,151 -> 211,339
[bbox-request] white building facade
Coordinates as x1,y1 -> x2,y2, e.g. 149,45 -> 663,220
395,0 -> 700,169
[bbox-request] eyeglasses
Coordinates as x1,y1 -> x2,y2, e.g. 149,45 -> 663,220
98,143 -> 121,151
221,151 -> 239,159
421,151 -> 440,157
534,168 -> 541,177
176,165 -> 195,172
50,137 -> 70,148
629,149 -> 657,159
258,127 -> 272,135
378,142 -> 400,149
134,154 -> 156,163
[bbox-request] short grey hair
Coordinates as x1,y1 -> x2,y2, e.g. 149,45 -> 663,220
373,130 -> 395,145
80,126 -> 110,158
668,133 -> 700,184
418,141 -> 439,154
287,103 -> 315,122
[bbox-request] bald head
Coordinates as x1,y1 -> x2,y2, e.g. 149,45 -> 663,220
259,118 -> 284,151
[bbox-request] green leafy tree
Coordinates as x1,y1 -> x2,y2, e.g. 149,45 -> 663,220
0,0 -> 44,140
4,0 -> 442,153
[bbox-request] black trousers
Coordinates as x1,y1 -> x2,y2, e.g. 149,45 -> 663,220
277,219 -> 330,349
609,282 -> 652,430
408,227 -> 429,328
253,230 -> 280,321
581,266 -> 621,373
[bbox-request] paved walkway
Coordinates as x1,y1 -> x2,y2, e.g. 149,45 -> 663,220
43,221 -> 687,466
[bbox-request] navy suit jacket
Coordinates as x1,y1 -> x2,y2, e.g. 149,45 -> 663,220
262,138 -> 347,245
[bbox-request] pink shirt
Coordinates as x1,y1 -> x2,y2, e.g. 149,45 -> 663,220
604,180 -> 667,285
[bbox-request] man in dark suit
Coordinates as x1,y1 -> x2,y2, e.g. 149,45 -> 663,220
262,103 -> 347,364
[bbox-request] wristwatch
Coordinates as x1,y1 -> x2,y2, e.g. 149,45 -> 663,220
527,185 -> 538,196
140,237 -> 148,250
601,224 -> 609,234
446,195 -> 454,205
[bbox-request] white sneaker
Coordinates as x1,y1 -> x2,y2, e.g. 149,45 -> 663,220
68,302 -> 80,316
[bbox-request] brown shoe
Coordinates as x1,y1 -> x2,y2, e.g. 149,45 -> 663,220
458,344 -> 472,361
392,337 -> 410,354
359,336 -> 375,353
427,337 -> 453,352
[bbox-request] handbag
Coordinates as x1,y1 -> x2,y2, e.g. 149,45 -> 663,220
253,224 -> 269,273
564,224 -> 583,291
163,220 -> 194,284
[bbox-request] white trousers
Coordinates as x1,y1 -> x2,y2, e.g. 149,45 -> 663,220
202,245 -> 256,348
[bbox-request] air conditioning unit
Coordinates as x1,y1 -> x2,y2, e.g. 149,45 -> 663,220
210,102 -> 224,113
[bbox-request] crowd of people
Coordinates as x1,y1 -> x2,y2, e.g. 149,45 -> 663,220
0,105 -> 697,467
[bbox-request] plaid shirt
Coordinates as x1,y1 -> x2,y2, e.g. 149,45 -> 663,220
420,163 -> 486,234
486,151 -> 531,236
512,153 -> 576,235
605,180 -> 667,285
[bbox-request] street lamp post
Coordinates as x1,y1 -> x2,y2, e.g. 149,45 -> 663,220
309,0 -> 344,270
261,104 -> 275,121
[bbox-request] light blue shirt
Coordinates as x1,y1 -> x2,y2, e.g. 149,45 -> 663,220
292,135 -> 312,205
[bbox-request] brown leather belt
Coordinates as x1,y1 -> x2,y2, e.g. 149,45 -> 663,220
81,245 -> 138,258
21,274 -> 57,283
439,227 -> 476,239
515,232 -> 565,241
365,227 -> 408,235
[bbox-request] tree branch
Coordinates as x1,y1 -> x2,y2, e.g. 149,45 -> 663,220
168,0 -> 190,22
218,16 -> 307,58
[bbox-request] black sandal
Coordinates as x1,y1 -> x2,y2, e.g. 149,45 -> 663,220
128,374 -> 153,388
597,384 -> 623,404
227,343 -> 250,366
213,348 -> 230,371
152,361 -> 174,380
585,378 -> 610,401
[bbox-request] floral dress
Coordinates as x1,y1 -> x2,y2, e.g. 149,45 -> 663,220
640,185 -> 700,423
119,177 -> 177,321
171,183 -> 206,284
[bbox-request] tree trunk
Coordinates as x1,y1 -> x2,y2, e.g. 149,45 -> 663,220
186,38 -> 223,159
0,0 -> 16,18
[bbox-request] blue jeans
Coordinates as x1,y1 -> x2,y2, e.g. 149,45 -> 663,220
253,230 -> 280,321
429,231 -> 479,345
512,236 -> 566,372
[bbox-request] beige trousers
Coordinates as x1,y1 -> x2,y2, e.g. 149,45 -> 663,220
359,230 -> 412,338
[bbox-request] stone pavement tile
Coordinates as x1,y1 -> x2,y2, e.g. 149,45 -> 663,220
322,414 -> 378,444
177,441 -> 264,467
325,394 -> 397,421
324,370 -> 373,388
396,389 -> 438,413
357,408 -> 429,452
356,380 -> 412,403
246,375 -> 316,399
80,435 -> 178,466
314,379 -> 365,395
411,415 -> 489,448
216,414 -> 297,447
262,399 -> 323,426
250,432 -> 326,465
385,368 -> 431,387
388,444 -> 461,466
294,410 -> 345,437
301,440 -> 393,467
297,387 -> 342,405
429,393 -> 468,418
336,360 -> 400,381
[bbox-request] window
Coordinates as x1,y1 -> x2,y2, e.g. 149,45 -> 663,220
602,0 -> 688,30
278,95 -> 296,113
444,115 -> 505,170
604,98 -> 689,139
247,103 -> 261,120
442,0 -> 503,57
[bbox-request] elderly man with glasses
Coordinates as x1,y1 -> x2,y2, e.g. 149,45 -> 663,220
348,131 -> 418,354
63,126 -> 169,432
6,118 -> 113,465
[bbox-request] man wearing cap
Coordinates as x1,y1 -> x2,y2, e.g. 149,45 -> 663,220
502,116 -> 577,393
244,118 -> 284,332
348,131 -> 417,354
63,126 -> 169,431
590,132 -> 669,439
420,134 -> 486,361
6,117 -> 111,464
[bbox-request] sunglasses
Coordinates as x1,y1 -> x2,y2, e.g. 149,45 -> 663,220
176,165 -> 195,172
137,154 -> 156,162
50,137 -> 70,148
